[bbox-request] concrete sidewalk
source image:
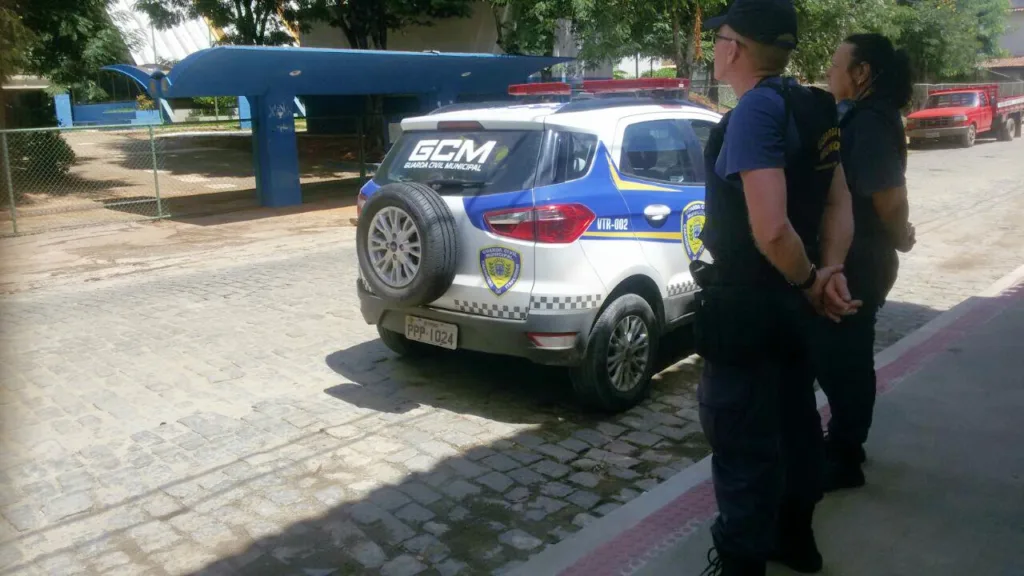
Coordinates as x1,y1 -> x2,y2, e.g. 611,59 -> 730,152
512,265 -> 1024,576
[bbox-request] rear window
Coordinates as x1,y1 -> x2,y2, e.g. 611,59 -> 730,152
926,92 -> 978,108
374,130 -> 544,195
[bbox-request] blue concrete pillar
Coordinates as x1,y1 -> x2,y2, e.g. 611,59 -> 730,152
250,92 -> 301,208
238,96 -> 252,129
54,94 -> 73,127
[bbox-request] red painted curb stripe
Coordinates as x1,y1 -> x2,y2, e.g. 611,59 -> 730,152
560,284 -> 1023,576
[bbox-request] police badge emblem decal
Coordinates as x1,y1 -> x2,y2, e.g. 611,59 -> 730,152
480,246 -> 522,296
682,201 -> 706,261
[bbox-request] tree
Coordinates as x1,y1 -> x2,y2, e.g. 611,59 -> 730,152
311,0 -> 474,155
314,0 -> 474,50
0,0 -> 34,129
136,0 -> 317,46
12,0 -> 139,101
894,0 -> 983,81
490,0 -> 567,55
958,0 -> 1011,58
571,0 -> 727,79
790,0 -> 899,82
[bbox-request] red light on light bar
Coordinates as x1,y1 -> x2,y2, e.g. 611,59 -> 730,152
582,78 -> 690,93
508,82 -> 572,96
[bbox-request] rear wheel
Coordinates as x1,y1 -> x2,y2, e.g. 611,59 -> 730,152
357,182 -> 458,308
377,325 -> 433,358
997,117 -> 1016,142
570,294 -> 659,412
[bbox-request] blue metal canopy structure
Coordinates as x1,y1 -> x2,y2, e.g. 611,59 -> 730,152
101,64 -> 155,92
150,46 -> 571,99
127,46 -> 569,208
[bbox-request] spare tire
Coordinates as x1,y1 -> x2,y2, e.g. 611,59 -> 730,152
357,182 -> 458,307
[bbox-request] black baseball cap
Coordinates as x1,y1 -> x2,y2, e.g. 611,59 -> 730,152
703,0 -> 799,49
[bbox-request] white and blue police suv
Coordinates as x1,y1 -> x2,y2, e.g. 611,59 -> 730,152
355,78 -> 722,412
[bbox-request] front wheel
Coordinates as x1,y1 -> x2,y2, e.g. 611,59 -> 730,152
961,124 -> 977,148
570,294 -> 659,413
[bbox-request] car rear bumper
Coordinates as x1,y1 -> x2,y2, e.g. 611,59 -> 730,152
907,126 -> 968,139
357,280 -> 600,367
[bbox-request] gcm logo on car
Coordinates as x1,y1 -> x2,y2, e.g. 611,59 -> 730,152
403,139 -> 498,172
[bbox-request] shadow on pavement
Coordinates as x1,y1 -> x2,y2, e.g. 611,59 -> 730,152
323,327 -> 699,424
0,299 -> 941,576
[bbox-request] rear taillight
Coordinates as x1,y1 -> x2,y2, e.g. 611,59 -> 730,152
356,192 -> 368,217
484,204 -> 595,244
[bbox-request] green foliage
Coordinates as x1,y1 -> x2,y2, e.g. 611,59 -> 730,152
641,67 -> 680,78
6,131 -> 77,194
192,96 -> 236,111
491,0 -> 570,57
6,0 -> 138,103
893,0 -> 990,81
137,0 -> 317,46
790,0 -> 899,82
136,94 -> 156,110
313,0 -> 474,50
559,0 -> 1011,83
0,4 -> 34,85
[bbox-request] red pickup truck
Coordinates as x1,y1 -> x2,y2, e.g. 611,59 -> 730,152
906,84 -> 1024,148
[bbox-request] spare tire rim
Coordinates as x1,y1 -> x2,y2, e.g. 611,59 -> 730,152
607,315 -> 650,392
368,206 -> 422,289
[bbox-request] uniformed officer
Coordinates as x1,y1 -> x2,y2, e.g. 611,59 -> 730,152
693,1 -> 860,574
816,33 -> 916,491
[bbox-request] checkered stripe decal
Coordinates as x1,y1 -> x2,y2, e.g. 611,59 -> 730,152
530,294 -> 603,311
667,280 -> 698,297
453,300 -> 528,320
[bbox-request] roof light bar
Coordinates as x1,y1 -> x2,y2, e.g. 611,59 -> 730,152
508,82 -> 572,96
582,78 -> 691,94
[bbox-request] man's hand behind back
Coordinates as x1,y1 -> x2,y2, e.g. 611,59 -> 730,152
803,265 -> 862,322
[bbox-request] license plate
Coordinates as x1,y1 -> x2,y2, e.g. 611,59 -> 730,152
924,131 -> 940,139
405,316 -> 458,350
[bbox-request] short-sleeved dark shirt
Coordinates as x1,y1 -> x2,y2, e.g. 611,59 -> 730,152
714,76 -> 802,183
840,95 -> 907,304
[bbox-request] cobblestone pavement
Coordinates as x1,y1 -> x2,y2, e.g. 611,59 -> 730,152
0,137 -> 1021,576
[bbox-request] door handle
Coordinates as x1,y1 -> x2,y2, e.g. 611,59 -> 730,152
644,204 -> 672,228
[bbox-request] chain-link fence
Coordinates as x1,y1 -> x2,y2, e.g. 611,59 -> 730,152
0,115 -> 382,236
0,121 -> 260,236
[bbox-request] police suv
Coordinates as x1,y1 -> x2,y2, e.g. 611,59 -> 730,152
355,78 -> 721,412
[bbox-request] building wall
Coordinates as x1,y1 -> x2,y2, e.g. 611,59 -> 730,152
1002,11 -> 1024,56
299,1 -> 611,78
300,2 -> 500,53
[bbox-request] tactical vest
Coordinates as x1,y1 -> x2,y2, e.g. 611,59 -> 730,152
700,77 -> 840,288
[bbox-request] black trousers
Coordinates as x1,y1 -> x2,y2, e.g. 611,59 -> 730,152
697,324 -> 825,559
813,303 -> 881,448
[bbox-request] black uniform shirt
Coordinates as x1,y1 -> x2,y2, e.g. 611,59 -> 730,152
839,96 -> 907,303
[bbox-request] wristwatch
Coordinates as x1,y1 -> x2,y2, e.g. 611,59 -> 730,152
795,264 -> 817,290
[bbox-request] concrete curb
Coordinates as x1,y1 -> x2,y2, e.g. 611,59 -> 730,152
510,263 -> 1024,576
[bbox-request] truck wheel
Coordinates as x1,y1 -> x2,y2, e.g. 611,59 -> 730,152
377,326 -> 433,358
961,124 -> 977,148
570,294 -> 659,413
357,183 -> 458,308
908,138 -> 922,150
997,118 -> 1016,142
